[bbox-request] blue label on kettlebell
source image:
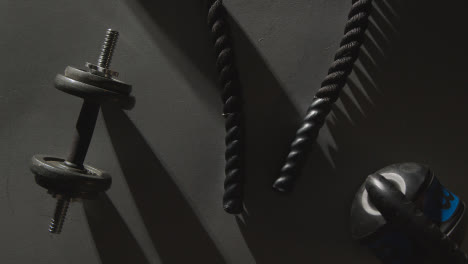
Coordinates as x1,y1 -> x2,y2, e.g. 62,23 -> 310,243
368,177 -> 462,263
423,177 -> 459,223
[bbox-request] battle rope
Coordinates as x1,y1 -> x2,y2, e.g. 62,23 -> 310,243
207,0 -> 244,214
273,0 -> 374,192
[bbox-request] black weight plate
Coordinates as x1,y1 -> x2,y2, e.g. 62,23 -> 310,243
30,155 -> 111,196
64,66 -> 132,95
54,74 -> 134,109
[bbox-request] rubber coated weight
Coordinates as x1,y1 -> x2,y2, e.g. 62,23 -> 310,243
31,155 -> 111,197
64,66 -> 131,94
54,74 -> 134,109
54,67 -> 134,109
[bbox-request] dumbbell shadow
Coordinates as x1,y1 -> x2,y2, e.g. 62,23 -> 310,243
83,193 -> 150,264
101,104 -> 225,264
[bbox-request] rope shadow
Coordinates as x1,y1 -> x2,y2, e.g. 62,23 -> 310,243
123,0 -> 220,111
321,0 -> 468,259
101,104 -> 225,264
124,0 -> 299,120
222,7 -> 303,217
236,1 -> 404,263
100,0 -> 467,263
125,0 -> 300,212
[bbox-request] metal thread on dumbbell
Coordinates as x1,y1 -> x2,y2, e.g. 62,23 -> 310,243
98,29 -> 119,69
66,29 -> 119,168
49,29 -> 119,234
49,196 -> 71,234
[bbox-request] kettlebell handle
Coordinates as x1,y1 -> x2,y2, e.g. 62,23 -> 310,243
366,174 -> 468,263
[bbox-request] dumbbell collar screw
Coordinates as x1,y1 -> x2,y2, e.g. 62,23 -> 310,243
85,62 -> 119,78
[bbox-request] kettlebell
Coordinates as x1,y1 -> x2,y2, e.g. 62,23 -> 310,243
350,163 -> 467,263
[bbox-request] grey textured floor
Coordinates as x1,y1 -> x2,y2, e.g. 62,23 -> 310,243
0,0 -> 467,263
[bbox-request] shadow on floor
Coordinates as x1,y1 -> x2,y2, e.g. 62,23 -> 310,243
87,0 -> 468,263
125,0 -> 302,230
124,0 -> 220,110
124,0 -> 300,122
86,104 -> 226,264
235,0 -> 468,263
83,193 -> 150,264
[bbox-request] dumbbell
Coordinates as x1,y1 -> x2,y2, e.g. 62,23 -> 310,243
351,163 -> 467,263
30,29 -> 133,234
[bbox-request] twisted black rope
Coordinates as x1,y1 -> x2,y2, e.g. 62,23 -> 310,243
273,0 -> 373,192
207,0 -> 244,214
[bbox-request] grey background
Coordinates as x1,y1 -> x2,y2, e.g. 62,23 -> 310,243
0,0 -> 467,263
